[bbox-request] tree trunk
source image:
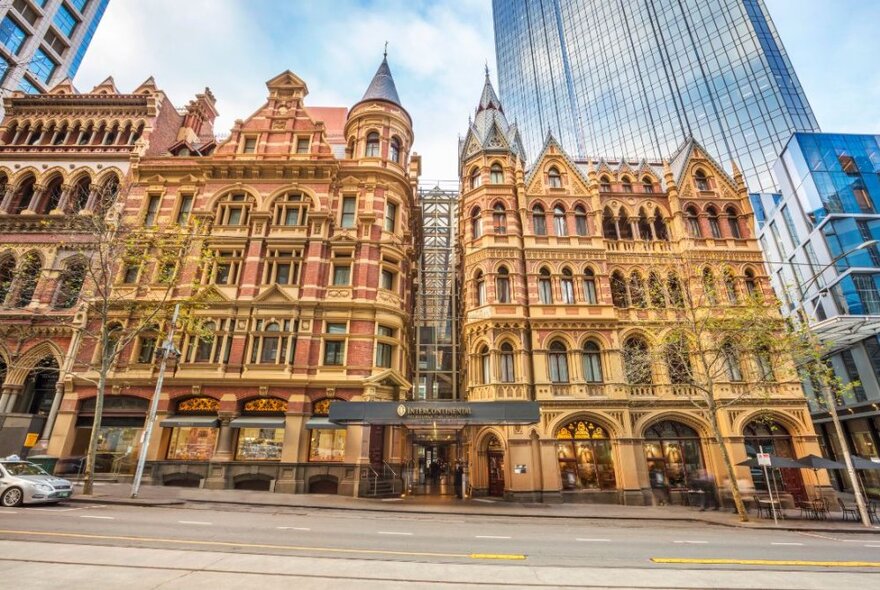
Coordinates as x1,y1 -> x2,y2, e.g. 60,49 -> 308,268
81,369 -> 107,496
708,405 -> 748,522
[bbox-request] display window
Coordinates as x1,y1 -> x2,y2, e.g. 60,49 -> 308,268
556,420 -> 616,490
643,420 -> 703,489
309,429 -> 346,462
167,427 -> 217,461
235,428 -> 283,461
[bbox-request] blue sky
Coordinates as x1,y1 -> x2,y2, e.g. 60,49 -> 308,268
75,0 -> 880,183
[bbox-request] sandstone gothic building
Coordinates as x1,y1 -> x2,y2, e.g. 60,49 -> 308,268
456,73 -> 828,504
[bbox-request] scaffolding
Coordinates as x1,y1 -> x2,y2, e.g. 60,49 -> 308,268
414,184 -> 459,400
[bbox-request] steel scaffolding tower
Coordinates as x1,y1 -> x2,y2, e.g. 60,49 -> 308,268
414,184 -> 459,400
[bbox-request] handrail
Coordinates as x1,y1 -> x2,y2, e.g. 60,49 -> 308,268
382,461 -> 398,478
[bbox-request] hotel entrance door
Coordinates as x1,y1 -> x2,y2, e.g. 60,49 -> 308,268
413,442 -> 457,495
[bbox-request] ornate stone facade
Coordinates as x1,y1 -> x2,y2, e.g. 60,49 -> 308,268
457,74 -> 828,505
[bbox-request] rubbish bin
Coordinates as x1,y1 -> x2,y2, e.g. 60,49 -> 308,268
27,455 -> 58,474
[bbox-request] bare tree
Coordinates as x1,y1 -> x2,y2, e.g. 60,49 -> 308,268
51,182 -> 210,495
619,255 -> 819,522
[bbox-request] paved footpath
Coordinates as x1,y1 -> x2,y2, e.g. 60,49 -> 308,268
69,482 -> 880,534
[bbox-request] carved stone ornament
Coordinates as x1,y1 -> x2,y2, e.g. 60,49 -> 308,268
176,397 -> 220,413
243,397 -> 286,413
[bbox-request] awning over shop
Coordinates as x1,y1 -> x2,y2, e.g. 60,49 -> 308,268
810,315 -> 880,353
159,416 -> 220,428
328,401 -> 540,427
229,417 -> 286,429
305,417 -> 337,430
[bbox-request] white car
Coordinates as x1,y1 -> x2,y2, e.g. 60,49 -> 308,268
0,460 -> 74,507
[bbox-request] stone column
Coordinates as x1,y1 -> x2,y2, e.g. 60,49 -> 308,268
22,185 -> 46,215
51,185 -> 72,215
0,186 -> 16,214
212,415 -> 236,462
81,187 -> 100,213
0,385 -> 22,413
38,382 -> 66,445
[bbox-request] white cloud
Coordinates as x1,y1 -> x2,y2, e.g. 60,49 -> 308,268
76,0 -> 496,182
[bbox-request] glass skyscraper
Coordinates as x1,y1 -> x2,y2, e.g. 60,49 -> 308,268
753,132 -> 880,496
492,0 -> 820,191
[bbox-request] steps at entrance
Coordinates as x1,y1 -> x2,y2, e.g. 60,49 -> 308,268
361,478 -> 399,498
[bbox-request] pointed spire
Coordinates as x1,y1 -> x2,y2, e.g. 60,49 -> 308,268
359,51 -> 401,107
477,66 -> 502,113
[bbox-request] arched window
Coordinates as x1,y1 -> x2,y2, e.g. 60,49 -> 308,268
0,256 -> 15,304
11,175 -> 36,214
499,342 -> 515,383
653,209 -> 669,241
621,177 -> 633,193
694,169 -> 709,191
479,345 -> 491,385
722,341 -> 743,382
553,205 -> 567,236
574,205 -> 588,236
599,175 -> 611,192
13,252 -> 41,308
642,176 -> 654,193
389,136 -> 401,163
685,206 -> 701,237
602,207 -> 617,239
496,266 -> 511,303
648,272 -> 666,307
744,269 -> 758,297
582,268 -> 597,304
365,131 -> 380,157
618,209 -> 633,239
702,268 -> 717,305
54,260 -> 86,309
755,345 -> 775,381
471,207 -> 482,239
726,207 -> 742,238
538,267 -> 553,304
707,206 -> 722,239
532,205 -> 547,235
475,271 -> 486,305
561,268 -> 575,304
490,163 -> 504,184
667,273 -> 684,307
723,270 -> 738,304
548,166 -> 562,188
493,203 -> 506,234
42,176 -> 64,214
556,420 -> 615,490
215,192 -> 254,226
666,336 -> 692,384
70,176 -> 92,213
623,337 -> 652,384
643,421 -> 703,490
629,271 -> 646,308
470,167 -> 482,189
637,208 -> 652,240
582,342 -> 603,383
610,271 -> 628,308
548,340 -> 569,383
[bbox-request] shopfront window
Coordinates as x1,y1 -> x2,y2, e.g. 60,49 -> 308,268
167,427 -> 218,461
71,396 -> 148,474
643,421 -> 703,490
743,420 -> 804,496
556,420 -> 616,490
308,398 -> 346,462
236,428 -> 283,461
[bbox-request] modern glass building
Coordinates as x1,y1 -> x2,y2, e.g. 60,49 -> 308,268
492,0 -> 820,191
753,132 -> 880,498
0,0 -> 108,105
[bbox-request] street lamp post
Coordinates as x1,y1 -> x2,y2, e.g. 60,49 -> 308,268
131,304 -> 180,499
796,239 -> 877,528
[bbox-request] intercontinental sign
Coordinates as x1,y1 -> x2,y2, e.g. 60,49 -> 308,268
330,401 -> 539,426
397,404 -> 472,418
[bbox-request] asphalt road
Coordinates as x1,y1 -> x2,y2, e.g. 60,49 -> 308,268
2,501 -> 879,588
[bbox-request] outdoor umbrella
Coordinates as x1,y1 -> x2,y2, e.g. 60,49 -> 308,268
850,455 -> 880,470
736,455 -> 803,469
796,454 -> 845,500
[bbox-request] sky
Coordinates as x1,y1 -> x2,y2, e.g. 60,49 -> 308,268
74,0 -> 880,184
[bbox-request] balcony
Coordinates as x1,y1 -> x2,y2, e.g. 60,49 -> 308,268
604,240 -> 673,254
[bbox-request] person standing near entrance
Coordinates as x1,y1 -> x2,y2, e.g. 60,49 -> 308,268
454,462 -> 463,498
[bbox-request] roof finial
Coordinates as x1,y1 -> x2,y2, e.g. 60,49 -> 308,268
484,61 -> 489,78
384,41 -> 388,59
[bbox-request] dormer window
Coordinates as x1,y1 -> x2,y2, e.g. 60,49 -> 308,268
600,176 -> 611,192
694,169 -> 709,191
365,132 -> 380,157
621,177 -> 632,192
548,166 -> 562,189
242,136 -> 257,154
296,137 -> 310,154
642,176 -> 654,193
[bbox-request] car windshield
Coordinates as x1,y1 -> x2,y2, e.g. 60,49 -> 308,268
3,462 -> 48,476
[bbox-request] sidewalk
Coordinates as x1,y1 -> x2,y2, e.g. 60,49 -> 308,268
67,482 -> 880,534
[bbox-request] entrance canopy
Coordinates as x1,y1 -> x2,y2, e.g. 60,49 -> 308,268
328,401 -> 539,428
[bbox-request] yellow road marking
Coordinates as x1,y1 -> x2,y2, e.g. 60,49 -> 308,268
0,529 -> 525,561
652,557 -> 880,568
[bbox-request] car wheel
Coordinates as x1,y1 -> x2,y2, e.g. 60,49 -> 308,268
1,487 -> 24,507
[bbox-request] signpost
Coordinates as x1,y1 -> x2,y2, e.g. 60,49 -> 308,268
757,448 -> 778,525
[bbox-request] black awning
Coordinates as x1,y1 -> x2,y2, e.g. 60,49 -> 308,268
159,416 -> 220,428
328,401 -> 539,426
229,417 -> 286,429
